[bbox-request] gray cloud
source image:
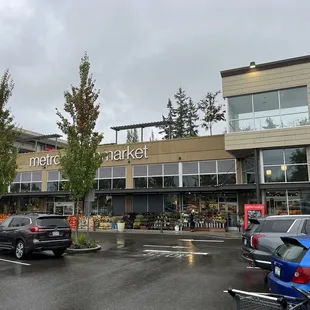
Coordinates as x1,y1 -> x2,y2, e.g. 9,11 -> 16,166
0,0 -> 309,143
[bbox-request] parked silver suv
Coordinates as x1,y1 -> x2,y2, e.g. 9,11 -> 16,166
241,215 -> 310,271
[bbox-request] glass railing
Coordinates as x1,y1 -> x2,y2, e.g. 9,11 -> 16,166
228,112 -> 310,133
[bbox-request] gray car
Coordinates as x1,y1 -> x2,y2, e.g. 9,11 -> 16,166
241,215 -> 310,271
0,214 -> 72,259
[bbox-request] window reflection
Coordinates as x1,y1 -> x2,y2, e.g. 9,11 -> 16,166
262,147 -> 308,183
182,175 -> 199,187
227,87 -> 309,133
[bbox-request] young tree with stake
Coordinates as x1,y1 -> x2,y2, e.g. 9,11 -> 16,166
56,53 -> 103,240
0,70 -> 19,200
198,90 -> 225,135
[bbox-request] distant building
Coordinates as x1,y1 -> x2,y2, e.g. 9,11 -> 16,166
14,129 -> 67,153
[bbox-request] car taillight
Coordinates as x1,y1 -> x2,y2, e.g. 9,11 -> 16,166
29,226 -> 45,232
250,234 -> 265,249
292,267 -> 310,284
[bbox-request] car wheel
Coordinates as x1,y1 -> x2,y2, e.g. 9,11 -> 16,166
53,249 -> 66,258
15,240 -> 25,260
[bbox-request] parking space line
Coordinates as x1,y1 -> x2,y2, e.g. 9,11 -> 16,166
0,258 -> 31,266
179,239 -> 224,243
143,245 -> 191,249
143,249 -> 209,256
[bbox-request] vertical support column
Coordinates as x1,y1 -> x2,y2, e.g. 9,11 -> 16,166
140,127 -> 144,142
254,148 -> 261,204
55,137 -> 58,150
115,130 -> 118,144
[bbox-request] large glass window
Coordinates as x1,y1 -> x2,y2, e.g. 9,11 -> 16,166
11,171 -> 42,193
228,86 -> 309,132
242,157 -> 255,184
133,163 -> 179,189
96,166 -> 126,190
262,147 -> 308,183
46,170 -> 68,192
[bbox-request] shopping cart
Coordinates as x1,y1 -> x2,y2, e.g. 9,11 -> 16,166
225,285 -> 310,310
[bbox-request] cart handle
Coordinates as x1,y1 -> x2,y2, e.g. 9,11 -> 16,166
227,288 -> 287,306
291,285 -> 310,300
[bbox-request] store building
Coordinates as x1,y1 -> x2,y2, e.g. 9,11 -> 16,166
2,54 -> 310,229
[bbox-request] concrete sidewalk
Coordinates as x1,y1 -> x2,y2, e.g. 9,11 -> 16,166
79,228 -> 242,239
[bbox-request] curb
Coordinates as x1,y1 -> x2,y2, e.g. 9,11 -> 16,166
66,245 -> 101,254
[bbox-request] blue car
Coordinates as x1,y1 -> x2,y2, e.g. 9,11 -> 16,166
268,236 -> 310,298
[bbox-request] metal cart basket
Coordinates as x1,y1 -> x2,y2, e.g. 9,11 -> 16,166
226,288 -> 310,310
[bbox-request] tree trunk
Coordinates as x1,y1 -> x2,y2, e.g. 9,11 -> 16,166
209,124 -> 213,136
75,199 -> 79,241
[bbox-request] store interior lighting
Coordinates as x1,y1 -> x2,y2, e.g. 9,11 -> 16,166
281,165 -> 287,171
266,169 -> 272,175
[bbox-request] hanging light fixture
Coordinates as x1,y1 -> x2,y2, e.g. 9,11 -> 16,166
266,169 -> 272,175
281,165 -> 287,171
250,61 -> 256,69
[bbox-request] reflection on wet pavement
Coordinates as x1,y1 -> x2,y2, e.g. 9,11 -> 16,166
0,232 -> 267,310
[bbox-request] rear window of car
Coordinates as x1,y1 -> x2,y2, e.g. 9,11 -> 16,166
275,243 -> 307,263
260,219 -> 294,233
245,220 -> 265,233
36,218 -> 69,227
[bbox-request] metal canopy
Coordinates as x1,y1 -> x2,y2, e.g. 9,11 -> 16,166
110,120 -> 171,143
16,133 -> 62,142
110,120 -> 169,131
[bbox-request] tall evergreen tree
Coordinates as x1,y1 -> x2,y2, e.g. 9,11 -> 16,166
185,98 -> 199,137
126,130 -> 132,143
0,70 -> 19,200
132,128 -> 139,142
174,87 -> 188,138
198,90 -> 225,135
126,128 -> 139,143
149,130 -> 156,141
56,52 -> 103,240
159,98 -> 176,139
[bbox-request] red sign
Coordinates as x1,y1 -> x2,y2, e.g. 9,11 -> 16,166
244,204 -> 265,230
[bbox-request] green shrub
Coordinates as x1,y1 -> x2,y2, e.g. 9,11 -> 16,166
87,240 -> 97,248
77,233 -> 87,246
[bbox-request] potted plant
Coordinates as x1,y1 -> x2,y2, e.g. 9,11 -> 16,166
117,219 -> 125,232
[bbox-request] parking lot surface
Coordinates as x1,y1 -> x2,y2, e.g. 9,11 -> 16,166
0,232 -> 267,310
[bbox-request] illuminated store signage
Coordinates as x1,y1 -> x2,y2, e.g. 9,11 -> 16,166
29,145 -> 148,167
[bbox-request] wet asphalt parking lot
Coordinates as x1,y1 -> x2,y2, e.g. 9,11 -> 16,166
0,232 -> 268,310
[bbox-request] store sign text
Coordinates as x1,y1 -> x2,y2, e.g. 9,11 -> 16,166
29,145 -> 148,167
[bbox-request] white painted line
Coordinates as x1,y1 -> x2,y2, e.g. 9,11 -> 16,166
143,245 -> 191,249
179,239 -> 224,243
246,266 -> 260,269
143,249 -> 209,256
0,258 -> 31,266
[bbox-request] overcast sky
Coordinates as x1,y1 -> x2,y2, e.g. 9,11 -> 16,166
1,0 -> 309,144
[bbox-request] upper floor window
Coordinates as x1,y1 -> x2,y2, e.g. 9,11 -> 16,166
132,163 -> 179,189
94,166 -> 126,190
182,159 -> 236,187
228,86 -> 308,133
262,147 -> 308,183
10,171 -> 42,193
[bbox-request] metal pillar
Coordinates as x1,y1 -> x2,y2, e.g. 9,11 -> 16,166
55,137 -> 58,150
140,127 -> 144,142
115,130 -> 118,144
254,148 -> 261,203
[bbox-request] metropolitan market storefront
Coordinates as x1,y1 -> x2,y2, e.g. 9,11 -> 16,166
1,134 -> 310,231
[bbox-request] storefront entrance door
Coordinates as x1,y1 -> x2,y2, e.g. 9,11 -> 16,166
219,202 -> 238,230
54,202 -> 74,216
